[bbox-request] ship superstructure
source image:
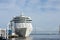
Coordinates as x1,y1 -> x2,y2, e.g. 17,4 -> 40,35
9,12 -> 33,37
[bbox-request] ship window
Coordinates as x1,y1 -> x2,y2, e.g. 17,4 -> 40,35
26,18 -> 29,19
26,20 -> 32,21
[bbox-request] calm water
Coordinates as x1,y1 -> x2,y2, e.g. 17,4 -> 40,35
9,35 -> 60,40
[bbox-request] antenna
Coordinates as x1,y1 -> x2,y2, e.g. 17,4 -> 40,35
22,12 -> 24,16
59,25 -> 60,34
20,11 -> 24,16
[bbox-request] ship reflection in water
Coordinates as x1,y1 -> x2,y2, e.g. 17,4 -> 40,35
8,35 -> 60,40
9,37 -> 32,40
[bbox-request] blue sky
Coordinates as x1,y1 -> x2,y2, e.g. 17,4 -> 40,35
0,0 -> 60,32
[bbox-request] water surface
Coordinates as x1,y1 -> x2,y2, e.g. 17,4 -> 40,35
9,35 -> 60,40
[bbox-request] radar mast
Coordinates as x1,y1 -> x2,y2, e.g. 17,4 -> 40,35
20,11 -> 24,16
59,25 -> 60,34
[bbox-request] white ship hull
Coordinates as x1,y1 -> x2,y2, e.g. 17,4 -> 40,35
15,28 -> 32,37
14,23 -> 32,37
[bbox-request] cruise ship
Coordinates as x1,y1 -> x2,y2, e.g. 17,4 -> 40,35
8,12 -> 33,37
